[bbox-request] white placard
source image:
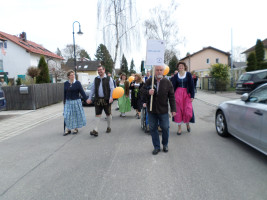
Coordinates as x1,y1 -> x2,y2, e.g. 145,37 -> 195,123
146,39 -> 165,66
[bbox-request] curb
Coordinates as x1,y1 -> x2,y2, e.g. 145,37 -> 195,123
195,97 -> 218,108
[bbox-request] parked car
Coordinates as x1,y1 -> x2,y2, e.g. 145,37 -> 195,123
216,83 -> 267,155
0,86 -> 6,111
81,83 -> 95,106
236,69 -> 267,94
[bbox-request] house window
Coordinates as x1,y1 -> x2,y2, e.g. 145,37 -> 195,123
206,58 -> 210,64
216,58 -> 219,63
0,41 -> 7,48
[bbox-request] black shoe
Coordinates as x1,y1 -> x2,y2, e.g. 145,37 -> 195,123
152,149 -> 160,155
115,108 -> 119,111
106,127 -> 111,133
177,131 -> 182,135
90,130 -> 98,137
63,129 -> 71,136
187,125 -> 191,132
163,146 -> 168,152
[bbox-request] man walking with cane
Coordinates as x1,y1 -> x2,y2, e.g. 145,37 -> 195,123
141,65 -> 176,155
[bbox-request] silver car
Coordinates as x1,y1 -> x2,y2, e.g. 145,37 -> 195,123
215,83 -> 267,155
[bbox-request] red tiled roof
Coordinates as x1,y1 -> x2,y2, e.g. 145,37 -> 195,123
0,35 -> 7,41
0,31 -> 64,60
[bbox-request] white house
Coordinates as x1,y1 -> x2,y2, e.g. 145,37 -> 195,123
0,31 -> 64,82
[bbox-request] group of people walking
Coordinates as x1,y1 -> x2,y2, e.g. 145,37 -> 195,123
63,61 -> 195,155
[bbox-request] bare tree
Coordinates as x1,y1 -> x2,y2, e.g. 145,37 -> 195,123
97,0 -> 140,70
47,60 -> 66,83
232,46 -> 247,62
62,44 -> 81,62
144,0 -> 184,64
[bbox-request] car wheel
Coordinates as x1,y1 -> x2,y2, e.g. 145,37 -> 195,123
215,111 -> 229,137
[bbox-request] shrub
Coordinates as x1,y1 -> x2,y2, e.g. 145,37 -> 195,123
16,78 -> 22,85
36,56 -> 50,84
209,63 -> 230,91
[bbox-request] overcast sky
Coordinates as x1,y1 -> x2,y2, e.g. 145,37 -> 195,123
1,0 -> 266,71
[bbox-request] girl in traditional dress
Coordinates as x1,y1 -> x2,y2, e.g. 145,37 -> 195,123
117,73 -> 131,117
130,74 -> 144,119
63,70 -> 87,135
172,62 -> 195,135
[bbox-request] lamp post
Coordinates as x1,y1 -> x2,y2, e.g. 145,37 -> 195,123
72,21 -> 83,80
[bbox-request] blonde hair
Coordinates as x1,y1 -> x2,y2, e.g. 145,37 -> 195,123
134,74 -> 143,83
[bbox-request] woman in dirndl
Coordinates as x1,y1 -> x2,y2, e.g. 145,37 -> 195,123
129,74 -> 144,119
117,73 -> 131,117
172,61 -> 195,135
63,70 -> 87,136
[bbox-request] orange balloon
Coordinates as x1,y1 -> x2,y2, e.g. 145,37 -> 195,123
112,87 -> 125,99
128,76 -> 135,83
163,65 -> 170,76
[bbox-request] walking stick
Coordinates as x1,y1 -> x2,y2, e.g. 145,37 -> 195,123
150,66 -> 155,111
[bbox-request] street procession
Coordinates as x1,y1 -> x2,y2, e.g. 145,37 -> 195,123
1,0 -> 266,199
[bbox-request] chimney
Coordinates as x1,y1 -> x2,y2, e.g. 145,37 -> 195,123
19,32 -> 27,42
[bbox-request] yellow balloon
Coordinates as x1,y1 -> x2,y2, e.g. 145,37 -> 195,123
163,65 -> 170,76
128,76 -> 135,83
112,87 -> 125,99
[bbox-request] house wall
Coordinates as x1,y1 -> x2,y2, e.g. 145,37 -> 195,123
2,40 -> 62,80
87,71 -> 98,75
77,71 -> 98,85
2,40 -> 31,79
244,48 -> 267,61
182,49 -> 229,76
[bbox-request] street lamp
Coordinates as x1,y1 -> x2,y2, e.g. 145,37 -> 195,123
72,21 -> 83,80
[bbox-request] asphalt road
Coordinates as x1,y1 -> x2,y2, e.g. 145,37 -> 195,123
0,100 -> 266,200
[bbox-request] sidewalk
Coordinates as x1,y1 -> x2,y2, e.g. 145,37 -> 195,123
0,103 -> 63,142
194,89 -> 241,107
0,90 -> 241,142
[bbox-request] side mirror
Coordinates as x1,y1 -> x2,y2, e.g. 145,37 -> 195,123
241,93 -> 249,101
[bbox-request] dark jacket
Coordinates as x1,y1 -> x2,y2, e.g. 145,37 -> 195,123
172,72 -> 195,98
95,76 -> 110,101
64,80 -> 87,103
141,77 -> 176,114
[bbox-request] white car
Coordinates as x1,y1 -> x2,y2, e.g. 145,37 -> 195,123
215,83 -> 267,155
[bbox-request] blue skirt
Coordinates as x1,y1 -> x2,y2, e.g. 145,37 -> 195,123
64,99 -> 86,129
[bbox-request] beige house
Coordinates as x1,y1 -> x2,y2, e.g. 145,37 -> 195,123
180,46 -> 230,77
242,38 -> 267,61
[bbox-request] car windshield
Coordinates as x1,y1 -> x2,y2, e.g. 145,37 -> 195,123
87,83 -> 93,90
248,86 -> 267,104
239,74 -> 252,81
257,72 -> 267,79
